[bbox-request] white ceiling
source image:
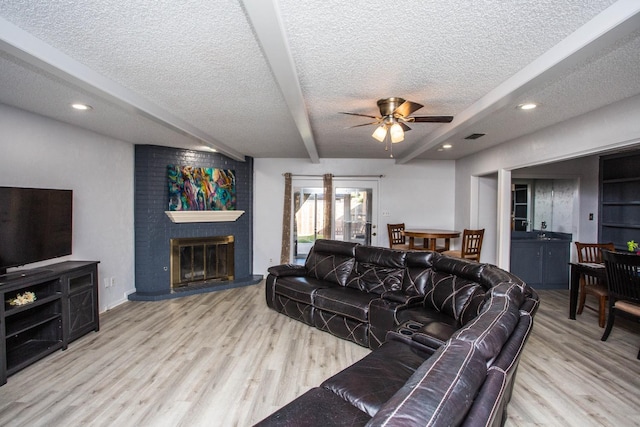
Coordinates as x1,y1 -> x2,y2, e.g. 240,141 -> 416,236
1,1 -> 639,163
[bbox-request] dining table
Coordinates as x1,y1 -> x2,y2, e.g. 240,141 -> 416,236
568,261 -> 606,320
402,229 -> 460,252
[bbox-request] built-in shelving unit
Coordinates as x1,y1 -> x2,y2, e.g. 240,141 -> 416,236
0,261 -> 99,385
599,151 -> 640,250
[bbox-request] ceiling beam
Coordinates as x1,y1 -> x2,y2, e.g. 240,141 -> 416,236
241,0 -> 320,163
397,0 -> 640,164
0,17 -> 246,162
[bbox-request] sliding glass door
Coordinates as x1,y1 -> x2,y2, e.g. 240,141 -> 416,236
334,181 -> 378,246
292,179 -> 379,264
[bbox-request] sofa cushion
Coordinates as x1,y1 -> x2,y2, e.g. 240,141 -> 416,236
305,239 -> 357,286
366,340 -> 487,427
403,251 -> 436,296
321,340 -> 428,417
459,286 -> 486,326
274,276 -> 338,304
424,271 -> 484,322
345,246 -> 406,294
254,387 -> 371,427
314,287 -> 380,322
453,282 -> 524,361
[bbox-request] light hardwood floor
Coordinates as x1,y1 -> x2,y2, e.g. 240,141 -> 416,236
0,282 -> 638,426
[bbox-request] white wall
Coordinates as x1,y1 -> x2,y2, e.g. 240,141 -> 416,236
456,94 -> 640,269
476,174 -> 498,264
0,104 -> 135,311
253,158 -> 455,275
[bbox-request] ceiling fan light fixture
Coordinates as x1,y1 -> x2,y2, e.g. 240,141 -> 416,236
372,125 -> 387,142
390,122 -> 404,143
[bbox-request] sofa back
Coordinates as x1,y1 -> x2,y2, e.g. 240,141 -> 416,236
403,251 -> 437,296
305,239 -> 358,286
345,246 -> 406,294
423,271 -> 485,326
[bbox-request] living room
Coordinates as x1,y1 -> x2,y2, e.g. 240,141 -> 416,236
1,1 -> 640,425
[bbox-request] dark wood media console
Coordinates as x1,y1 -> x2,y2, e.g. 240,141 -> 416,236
0,261 -> 99,385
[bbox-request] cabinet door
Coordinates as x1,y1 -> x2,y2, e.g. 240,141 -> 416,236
510,242 -> 543,286
543,243 -> 570,289
64,266 -> 99,343
68,287 -> 97,341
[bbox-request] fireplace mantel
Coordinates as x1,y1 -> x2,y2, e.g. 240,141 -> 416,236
165,210 -> 245,223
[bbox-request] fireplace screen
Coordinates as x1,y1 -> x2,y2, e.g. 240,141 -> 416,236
170,236 -> 234,288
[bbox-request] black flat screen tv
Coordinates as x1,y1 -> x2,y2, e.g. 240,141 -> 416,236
0,186 -> 73,275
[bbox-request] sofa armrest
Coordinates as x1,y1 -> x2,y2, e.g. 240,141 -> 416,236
382,290 -> 424,306
267,264 -> 307,277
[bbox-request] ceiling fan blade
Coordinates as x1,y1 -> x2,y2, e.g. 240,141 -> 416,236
348,121 -> 380,128
412,115 -> 454,123
394,101 -> 424,118
339,112 -> 379,119
399,122 -> 411,131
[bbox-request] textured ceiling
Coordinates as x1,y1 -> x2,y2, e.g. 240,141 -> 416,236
0,0 -> 638,163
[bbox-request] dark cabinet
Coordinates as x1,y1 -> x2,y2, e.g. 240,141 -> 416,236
600,152 -> 640,250
2,278 -> 63,381
510,237 -> 570,289
1,261 -> 99,385
64,265 -> 99,343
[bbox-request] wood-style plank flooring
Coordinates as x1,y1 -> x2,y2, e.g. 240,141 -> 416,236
0,282 -> 638,426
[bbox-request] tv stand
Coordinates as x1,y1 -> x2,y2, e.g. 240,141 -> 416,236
0,268 -> 53,282
0,261 -> 99,385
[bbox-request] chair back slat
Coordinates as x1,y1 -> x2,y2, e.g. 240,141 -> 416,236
461,229 -> 484,261
575,242 -> 615,286
576,242 -> 615,263
387,223 -> 406,247
603,250 -> 640,303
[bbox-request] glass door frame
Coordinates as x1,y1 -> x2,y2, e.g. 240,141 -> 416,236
290,177 -> 380,263
333,179 -> 379,247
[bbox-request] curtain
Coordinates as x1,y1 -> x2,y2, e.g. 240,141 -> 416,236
280,173 -> 292,264
323,173 -> 333,240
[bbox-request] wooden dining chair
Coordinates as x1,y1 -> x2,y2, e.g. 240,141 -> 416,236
601,250 -> 640,359
575,242 -> 615,327
442,229 -> 484,262
387,223 -> 410,250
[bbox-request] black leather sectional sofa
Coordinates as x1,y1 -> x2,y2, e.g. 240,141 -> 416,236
258,239 -> 539,426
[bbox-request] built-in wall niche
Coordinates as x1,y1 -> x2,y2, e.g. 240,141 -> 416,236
512,179 -> 577,233
599,151 -> 640,251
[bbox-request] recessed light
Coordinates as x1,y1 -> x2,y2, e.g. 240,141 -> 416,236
517,103 -> 538,110
198,146 -> 217,152
71,103 -> 92,111
442,144 -> 452,149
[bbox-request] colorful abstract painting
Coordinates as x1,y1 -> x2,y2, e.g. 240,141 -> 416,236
167,165 -> 236,211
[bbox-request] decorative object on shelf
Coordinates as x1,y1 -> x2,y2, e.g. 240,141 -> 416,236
8,291 -> 36,306
167,165 -> 236,211
627,240 -> 639,253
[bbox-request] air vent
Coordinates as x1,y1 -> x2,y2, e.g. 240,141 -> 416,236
465,133 -> 486,140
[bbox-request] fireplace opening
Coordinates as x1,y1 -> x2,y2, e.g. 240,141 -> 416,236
170,236 -> 234,289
